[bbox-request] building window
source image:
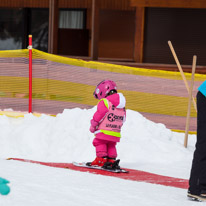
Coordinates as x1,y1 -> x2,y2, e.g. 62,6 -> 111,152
0,9 -> 23,50
29,9 -> 49,52
59,10 -> 85,29
0,8 -> 49,51
58,9 -> 88,56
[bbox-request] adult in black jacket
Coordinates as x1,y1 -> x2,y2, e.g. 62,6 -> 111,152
188,81 -> 206,202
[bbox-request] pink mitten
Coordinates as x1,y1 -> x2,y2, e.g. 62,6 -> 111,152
90,119 -> 98,133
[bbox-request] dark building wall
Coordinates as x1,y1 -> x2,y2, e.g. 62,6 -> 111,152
0,0 -> 133,10
1,0 -> 206,67
143,8 -> 206,65
99,10 -> 135,60
0,0 -> 135,59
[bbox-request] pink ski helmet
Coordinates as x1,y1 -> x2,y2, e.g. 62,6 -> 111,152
93,80 -> 117,100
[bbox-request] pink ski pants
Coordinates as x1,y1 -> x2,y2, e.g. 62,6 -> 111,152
93,138 -> 117,158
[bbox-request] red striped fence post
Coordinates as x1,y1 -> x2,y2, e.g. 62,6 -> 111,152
28,35 -> 32,113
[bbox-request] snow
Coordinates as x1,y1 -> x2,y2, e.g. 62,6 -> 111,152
0,107 -> 202,205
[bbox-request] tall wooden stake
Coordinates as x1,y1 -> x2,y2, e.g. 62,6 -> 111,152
168,41 -> 197,112
184,55 -> 197,148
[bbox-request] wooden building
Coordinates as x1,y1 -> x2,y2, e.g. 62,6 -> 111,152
0,0 -> 206,72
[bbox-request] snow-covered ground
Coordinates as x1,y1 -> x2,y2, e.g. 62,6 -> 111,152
0,107 -> 202,205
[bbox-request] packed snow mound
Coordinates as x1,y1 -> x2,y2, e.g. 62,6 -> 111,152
0,107 -> 196,178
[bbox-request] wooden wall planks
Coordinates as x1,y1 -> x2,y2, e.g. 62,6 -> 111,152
130,0 -> 206,9
0,0 -> 134,10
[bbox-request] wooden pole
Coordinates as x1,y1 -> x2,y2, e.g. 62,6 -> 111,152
184,55 -> 197,148
91,0 -> 99,60
168,41 -> 197,112
48,0 -> 58,54
134,7 -> 145,63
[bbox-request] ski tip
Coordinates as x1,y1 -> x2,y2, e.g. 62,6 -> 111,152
122,170 -> 129,173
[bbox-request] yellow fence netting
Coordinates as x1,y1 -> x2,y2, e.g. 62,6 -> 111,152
0,49 -> 205,133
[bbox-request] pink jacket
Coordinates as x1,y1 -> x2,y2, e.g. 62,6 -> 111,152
90,93 -> 126,142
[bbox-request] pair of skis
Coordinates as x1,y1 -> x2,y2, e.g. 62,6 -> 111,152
73,160 -> 128,173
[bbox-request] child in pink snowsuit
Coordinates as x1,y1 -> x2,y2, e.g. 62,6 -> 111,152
88,80 -> 126,167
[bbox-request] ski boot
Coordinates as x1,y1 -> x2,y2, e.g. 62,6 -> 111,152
188,190 -> 206,202
102,158 -> 120,170
86,157 -> 107,167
